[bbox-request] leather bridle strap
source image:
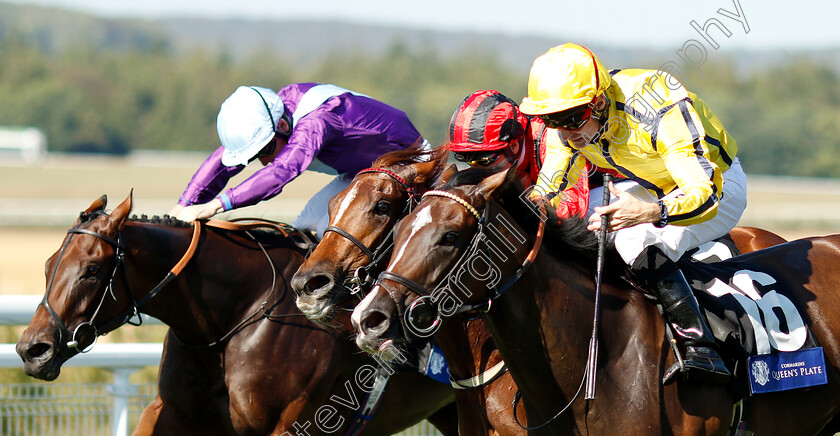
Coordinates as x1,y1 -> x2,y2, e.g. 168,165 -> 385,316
322,167 -> 418,261
376,271 -> 432,298
357,167 -> 414,196
450,202 -> 546,315
95,220 -> 204,335
133,220 -> 202,308
69,227 -> 123,249
323,225 -> 375,260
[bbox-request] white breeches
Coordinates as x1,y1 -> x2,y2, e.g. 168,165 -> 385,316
293,173 -> 355,239
587,158 -> 747,265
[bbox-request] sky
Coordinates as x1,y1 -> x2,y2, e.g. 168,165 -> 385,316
4,0 -> 838,51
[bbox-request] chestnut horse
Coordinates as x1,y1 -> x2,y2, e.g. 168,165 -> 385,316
15,194 -> 457,436
292,146 -> 527,435
293,147 -> 787,435
352,167 -> 840,435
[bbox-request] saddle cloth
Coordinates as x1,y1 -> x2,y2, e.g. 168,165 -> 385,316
677,257 -> 819,364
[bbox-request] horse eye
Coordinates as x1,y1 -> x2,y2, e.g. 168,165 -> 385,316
441,232 -> 458,245
85,265 -> 101,277
373,200 -> 390,215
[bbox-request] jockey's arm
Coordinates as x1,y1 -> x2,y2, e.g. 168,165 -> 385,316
531,132 -> 587,209
218,117 -> 332,210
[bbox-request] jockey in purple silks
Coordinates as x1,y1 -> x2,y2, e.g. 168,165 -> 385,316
169,83 -> 430,238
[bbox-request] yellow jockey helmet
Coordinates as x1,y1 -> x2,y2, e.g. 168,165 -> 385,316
520,43 -> 612,116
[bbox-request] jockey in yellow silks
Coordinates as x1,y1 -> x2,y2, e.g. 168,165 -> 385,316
521,43 -> 747,385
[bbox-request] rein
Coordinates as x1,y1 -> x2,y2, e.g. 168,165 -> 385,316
322,167 -> 420,298
378,190 -> 546,321
172,219 -> 312,349
376,190 -> 545,390
42,215 -> 308,356
382,190 -> 586,430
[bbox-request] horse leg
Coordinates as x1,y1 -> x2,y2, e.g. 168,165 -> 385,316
132,395 -> 227,436
151,336 -> 236,435
424,401 -> 460,436
132,396 -> 163,436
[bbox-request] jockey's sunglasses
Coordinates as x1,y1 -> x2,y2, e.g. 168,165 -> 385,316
256,138 -> 277,158
539,103 -> 594,131
453,151 -> 502,167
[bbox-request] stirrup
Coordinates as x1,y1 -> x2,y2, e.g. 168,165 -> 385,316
663,346 -> 731,385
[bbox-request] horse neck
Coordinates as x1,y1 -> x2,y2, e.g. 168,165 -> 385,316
121,222 -> 292,342
482,244 -> 597,418
432,315 -> 500,383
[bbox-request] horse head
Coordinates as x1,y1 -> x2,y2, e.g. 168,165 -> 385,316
291,145 -> 453,327
351,166 -> 533,356
16,192 -> 135,381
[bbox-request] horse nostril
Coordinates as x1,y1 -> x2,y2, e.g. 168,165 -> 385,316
363,310 -> 389,334
26,343 -> 52,360
305,274 -> 333,293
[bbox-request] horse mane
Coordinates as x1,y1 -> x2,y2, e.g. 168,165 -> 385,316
372,142 -> 450,187
130,214 -> 193,227
127,214 -> 310,249
372,141 -> 437,168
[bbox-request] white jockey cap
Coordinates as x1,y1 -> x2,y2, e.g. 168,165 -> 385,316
217,86 -> 285,167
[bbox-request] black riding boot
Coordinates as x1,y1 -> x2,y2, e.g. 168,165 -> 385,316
633,246 -> 731,385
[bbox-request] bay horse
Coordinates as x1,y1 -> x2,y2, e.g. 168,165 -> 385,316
292,145 -> 528,435
292,147 -> 787,435
352,166 -> 840,435
15,193 -> 457,436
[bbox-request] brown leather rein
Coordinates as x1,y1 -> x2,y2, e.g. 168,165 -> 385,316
44,216 -> 313,355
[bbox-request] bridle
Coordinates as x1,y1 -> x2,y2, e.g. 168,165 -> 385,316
42,213 -> 303,359
43,211 -> 152,360
321,167 -> 420,299
376,189 -> 545,339
375,189 -> 592,430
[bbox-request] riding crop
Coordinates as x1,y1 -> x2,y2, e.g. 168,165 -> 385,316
585,173 -> 612,400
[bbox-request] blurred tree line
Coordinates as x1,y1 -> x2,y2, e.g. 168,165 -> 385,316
1,31 -> 839,177
687,58 -> 840,178
0,33 -> 523,154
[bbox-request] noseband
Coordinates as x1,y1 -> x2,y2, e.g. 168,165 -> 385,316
376,189 -> 545,337
42,213 -> 129,358
42,212 -> 205,359
322,168 -> 420,298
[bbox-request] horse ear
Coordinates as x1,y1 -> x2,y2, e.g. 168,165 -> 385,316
412,159 -> 440,186
109,190 -> 134,230
84,195 -> 108,215
474,166 -> 516,201
433,164 -> 458,188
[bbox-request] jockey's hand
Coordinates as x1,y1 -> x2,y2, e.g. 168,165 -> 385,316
173,199 -> 223,222
587,181 -> 660,232
167,204 -> 184,218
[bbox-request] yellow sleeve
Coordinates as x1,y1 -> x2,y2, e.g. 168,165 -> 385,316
655,100 -> 723,225
533,130 -> 588,209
